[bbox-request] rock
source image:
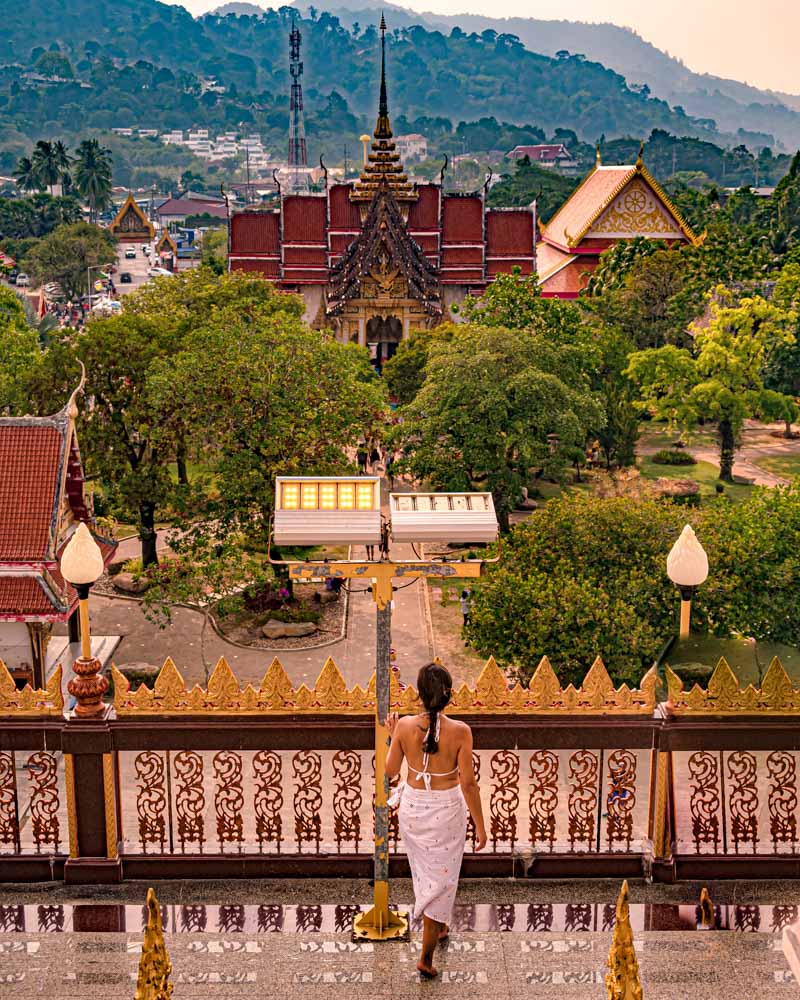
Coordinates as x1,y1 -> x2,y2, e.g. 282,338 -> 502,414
113,571 -> 148,594
223,626 -> 254,644
320,591 -> 339,604
119,663 -> 160,682
262,620 -> 317,639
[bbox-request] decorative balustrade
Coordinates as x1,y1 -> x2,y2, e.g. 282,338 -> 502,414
3,653 -> 800,881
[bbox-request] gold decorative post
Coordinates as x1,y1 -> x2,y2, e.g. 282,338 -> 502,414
606,880 -> 643,1000
360,134 -> 371,167
698,886 -> 715,929
135,888 -> 173,1000
667,524 -> 708,640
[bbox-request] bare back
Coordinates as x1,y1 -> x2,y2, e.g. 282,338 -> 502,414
399,713 -> 466,790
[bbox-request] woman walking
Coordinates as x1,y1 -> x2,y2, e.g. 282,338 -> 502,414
386,662 -> 487,978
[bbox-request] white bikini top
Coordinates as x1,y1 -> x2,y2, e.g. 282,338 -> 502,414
407,714 -> 459,791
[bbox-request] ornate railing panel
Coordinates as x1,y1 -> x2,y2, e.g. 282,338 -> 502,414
0,750 -> 67,856
117,746 -> 652,858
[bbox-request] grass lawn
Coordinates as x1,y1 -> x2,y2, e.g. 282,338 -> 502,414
637,423 -> 717,451
753,454 -> 800,479
639,457 -> 754,503
426,578 -> 488,687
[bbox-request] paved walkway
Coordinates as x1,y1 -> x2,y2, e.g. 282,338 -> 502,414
0,879 -> 796,999
76,479 -> 433,689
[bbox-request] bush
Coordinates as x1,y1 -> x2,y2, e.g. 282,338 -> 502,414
652,448 -> 697,466
466,486 -> 800,687
122,557 -> 144,575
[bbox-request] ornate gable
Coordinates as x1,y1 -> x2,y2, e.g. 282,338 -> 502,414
109,192 -> 155,242
155,230 -> 177,256
586,176 -> 684,240
326,187 -> 441,318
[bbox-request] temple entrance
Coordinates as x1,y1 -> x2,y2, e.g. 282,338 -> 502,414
366,315 -> 403,372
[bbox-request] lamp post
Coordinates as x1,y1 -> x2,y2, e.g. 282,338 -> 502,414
60,522 -> 108,717
667,524 -> 708,640
273,477 -> 498,941
360,134 -> 371,167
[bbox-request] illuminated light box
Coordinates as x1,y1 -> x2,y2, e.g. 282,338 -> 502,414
274,476 -> 381,545
388,492 -> 498,544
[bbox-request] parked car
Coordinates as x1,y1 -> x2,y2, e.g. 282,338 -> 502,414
7,269 -> 18,284
120,272 -> 133,284
147,266 -> 174,277
124,248 -> 136,259
142,244 -> 151,254
15,273 -> 29,287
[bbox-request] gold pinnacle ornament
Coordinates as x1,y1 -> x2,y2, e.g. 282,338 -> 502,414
134,887 -> 173,1000
606,880 -> 643,1000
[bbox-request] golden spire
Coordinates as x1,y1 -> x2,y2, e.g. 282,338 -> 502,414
636,140 -> 645,168
350,14 -> 417,208
606,881 -> 643,1000
135,888 -> 174,1000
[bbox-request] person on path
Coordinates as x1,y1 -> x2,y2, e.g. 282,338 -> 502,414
384,450 -> 395,488
387,662 -> 487,979
460,589 -> 472,627
369,444 -> 382,473
356,444 -> 368,475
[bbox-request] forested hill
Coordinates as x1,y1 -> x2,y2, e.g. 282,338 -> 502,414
0,0 -> 747,147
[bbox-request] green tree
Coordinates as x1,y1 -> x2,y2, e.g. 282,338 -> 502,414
13,156 -> 40,194
382,325 -> 455,405
397,324 -> 603,529
0,288 -> 40,411
199,227 -> 228,274
31,140 -> 68,195
22,222 -> 116,298
73,139 -> 113,222
627,291 -> 798,480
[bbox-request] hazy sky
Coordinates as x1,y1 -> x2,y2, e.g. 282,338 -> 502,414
175,0 -> 799,95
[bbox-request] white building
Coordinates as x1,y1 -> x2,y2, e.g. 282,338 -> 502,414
395,134 -> 428,161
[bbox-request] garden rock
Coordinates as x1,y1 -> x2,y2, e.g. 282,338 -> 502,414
262,620 -> 317,639
113,572 -> 148,595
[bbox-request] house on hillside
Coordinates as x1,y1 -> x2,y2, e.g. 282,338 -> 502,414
507,143 -> 579,173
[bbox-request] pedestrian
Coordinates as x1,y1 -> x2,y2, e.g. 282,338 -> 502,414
387,662 -> 487,979
365,543 -> 375,560
460,589 -> 472,627
385,450 -> 395,488
370,443 -> 381,473
357,443 -> 368,475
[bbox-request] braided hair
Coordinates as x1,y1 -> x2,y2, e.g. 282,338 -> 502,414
417,661 -> 453,755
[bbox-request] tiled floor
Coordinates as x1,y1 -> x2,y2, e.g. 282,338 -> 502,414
0,882 -> 797,999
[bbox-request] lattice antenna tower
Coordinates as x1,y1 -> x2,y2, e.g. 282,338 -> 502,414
288,17 -> 308,191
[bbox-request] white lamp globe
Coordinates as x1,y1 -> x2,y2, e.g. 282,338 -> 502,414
60,522 -> 105,586
666,524 -> 709,588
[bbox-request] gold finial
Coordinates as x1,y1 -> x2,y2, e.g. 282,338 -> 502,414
135,888 -> 173,1000
606,880 -> 643,1000
698,886 -> 715,929
65,360 -> 86,422
636,140 -> 644,168
596,143 -> 602,166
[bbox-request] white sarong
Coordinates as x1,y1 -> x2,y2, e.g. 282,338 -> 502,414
398,783 -> 468,925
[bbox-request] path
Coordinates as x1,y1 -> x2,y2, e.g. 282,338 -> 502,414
639,419 -> 800,487
74,477 -> 434,689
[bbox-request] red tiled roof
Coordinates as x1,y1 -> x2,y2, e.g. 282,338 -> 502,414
0,577 -> 59,617
442,195 -> 483,243
543,165 -> 635,250
508,144 -> 573,161
230,259 -> 280,278
539,256 -> 597,297
408,185 -> 440,230
328,184 -> 361,230
0,425 -> 62,561
486,209 -> 534,256
230,212 -> 280,255
283,195 -> 326,243
157,198 -> 228,219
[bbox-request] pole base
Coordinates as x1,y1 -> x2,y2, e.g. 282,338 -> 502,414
353,907 -> 410,942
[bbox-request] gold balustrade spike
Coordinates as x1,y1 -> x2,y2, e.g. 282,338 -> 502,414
112,654 -> 659,717
666,656 -> 800,714
134,887 -> 173,1000
0,661 -> 63,717
606,880 -> 643,1000
699,886 -> 715,929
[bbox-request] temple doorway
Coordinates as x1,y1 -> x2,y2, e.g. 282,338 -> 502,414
366,315 -> 403,372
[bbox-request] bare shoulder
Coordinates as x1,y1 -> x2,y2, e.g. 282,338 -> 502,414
444,717 -> 472,739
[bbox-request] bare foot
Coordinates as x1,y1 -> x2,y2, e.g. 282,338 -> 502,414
417,960 -> 438,979
439,924 -> 449,943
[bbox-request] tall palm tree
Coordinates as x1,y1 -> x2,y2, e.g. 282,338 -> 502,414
73,139 -> 113,223
52,140 -> 72,185
14,155 -> 41,193
31,141 -> 63,195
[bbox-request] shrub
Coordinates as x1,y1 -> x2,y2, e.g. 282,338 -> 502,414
652,448 -> 697,466
122,557 -> 144,575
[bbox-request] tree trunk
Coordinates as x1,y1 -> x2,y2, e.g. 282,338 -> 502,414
785,419 -> 794,439
176,443 -> 189,486
718,418 -> 735,482
139,501 -> 159,567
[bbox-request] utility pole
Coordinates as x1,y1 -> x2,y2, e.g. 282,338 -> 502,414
288,18 -> 308,192
343,143 -> 349,180
245,146 -> 251,205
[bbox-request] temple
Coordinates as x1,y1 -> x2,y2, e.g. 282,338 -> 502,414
537,145 -> 699,297
108,192 -> 155,243
0,389 -> 116,688
228,16 -> 536,366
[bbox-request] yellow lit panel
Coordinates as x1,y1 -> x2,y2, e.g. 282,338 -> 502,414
281,483 -> 300,510
301,483 -> 318,510
356,483 -> 375,510
319,483 -> 337,510
338,483 -> 355,509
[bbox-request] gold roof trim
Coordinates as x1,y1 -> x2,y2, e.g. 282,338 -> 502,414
155,229 -> 177,255
111,654 -> 657,717
0,661 -> 63,716
109,192 -> 155,240
666,656 -> 800,714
